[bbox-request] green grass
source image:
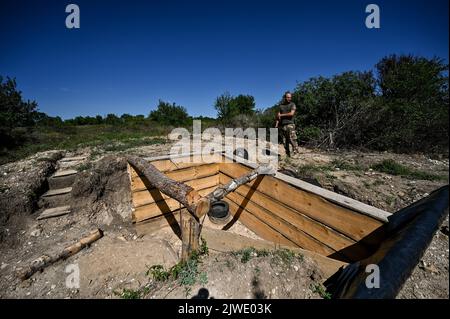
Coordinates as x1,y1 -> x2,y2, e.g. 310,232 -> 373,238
371,159 -> 447,181
0,124 -> 169,165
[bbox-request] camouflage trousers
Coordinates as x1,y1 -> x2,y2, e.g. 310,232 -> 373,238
281,124 -> 299,156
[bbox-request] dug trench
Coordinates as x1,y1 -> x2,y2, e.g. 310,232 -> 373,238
0,149 -> 448,299
0,154 -> 330,298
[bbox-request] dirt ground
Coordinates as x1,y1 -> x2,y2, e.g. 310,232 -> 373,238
0,142 -> 448,299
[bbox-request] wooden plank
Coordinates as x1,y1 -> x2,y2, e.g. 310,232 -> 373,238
52,169 -> 77,178
132,175 -> 219,208
135,210 -> 181,237
220,173 -> 363,256
220,163 -> 383,241
131,163 -> 219,192
42,187 -> 72,197
59,156 -> 87,162
222,153 -> 391,222
225,191 -> 336,257
133,186 -> 216,223
37,206 -> 71,220
129,158 -> 206,178
223,198 -> 299,248
201,227 -> 347,279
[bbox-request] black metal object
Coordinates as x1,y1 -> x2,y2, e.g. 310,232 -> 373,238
208,200 -> 230,224
233,147 -> 249,160
325,185 -> 449,299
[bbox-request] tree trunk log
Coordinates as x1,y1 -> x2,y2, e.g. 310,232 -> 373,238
18,229 -> 103,281
180,210 -> 201,261
127,155 -> 202,218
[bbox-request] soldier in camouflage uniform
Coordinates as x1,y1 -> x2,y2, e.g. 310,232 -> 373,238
275,92 -> 299,157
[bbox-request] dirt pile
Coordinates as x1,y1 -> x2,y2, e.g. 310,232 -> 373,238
70,155 -> 132,228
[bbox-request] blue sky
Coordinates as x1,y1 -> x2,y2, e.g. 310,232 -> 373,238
0,0 -> 448,119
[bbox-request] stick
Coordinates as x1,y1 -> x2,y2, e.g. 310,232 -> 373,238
17,228 -> 103,281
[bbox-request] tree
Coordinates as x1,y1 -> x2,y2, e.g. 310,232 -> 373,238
105,113 -> 120,125
374,54 -> 449,151
148,100 -> 189,126
214,92 -> 256,124
0,76 -> 38,147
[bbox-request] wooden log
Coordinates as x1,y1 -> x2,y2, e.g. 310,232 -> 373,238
17,229 -> 103,281
180,210 -> 201,261
127,156 -> 200,217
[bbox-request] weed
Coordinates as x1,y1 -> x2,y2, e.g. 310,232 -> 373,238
147,265 -> 170,282
114,288 -> 142,299
312,284 -> 332,299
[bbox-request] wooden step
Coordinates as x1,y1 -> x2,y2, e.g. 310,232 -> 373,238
37,206 -> 71,220
42,187 -> 72,197
52,169 -> 77,178
59,156 -> 87,162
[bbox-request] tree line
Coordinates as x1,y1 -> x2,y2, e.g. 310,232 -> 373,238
1,53 -> 448,153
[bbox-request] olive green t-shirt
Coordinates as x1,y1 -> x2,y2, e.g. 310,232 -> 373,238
279,102 -> 296,126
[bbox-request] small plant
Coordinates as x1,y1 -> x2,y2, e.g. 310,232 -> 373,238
115,288 -> 142,299
232,247 -> 256,263
199,272 -> 208,285
312,284 -> 332,299
147,265 -> 170,282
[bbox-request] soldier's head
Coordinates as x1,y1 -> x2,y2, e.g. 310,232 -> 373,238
284,91 -> 292,103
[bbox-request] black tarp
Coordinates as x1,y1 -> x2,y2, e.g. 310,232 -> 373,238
325,185 -> 449,299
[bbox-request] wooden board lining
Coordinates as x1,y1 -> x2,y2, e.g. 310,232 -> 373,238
131,163 -> 219,192
133,186 -> 216,223
220,163 -> 383,242
225,191 -> 336,257
223,198 -> 300,248
132,175 -> 219,208
129,157 -> 209,178
220,173 -> 358,251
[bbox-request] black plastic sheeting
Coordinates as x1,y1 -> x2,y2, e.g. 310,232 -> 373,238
325,185 -> 449,299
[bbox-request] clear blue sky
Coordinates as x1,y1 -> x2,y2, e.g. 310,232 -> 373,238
1,0 -> 448,119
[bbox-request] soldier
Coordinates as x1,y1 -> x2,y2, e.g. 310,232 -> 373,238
275,91 -> 299,157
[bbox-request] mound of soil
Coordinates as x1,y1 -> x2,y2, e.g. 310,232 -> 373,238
71,155 -> 132,228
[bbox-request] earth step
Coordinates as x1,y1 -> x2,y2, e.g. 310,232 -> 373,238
48,170 -> 78,189
37,206 -> 71,220
59,156 -> 87,162
53,169 -> 78,177
42,187 -> 72,197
